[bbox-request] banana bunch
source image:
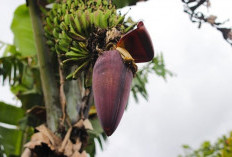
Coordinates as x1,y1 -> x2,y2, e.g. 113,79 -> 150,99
44,0 -> 136,86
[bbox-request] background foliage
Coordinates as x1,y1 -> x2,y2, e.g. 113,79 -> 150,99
179,132 -> 232,157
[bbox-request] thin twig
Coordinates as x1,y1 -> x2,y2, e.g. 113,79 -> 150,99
58,55 -> 72,127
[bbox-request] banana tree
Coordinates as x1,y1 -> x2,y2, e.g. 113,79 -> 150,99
1,0 -> 231,157
0,0 -> 171,157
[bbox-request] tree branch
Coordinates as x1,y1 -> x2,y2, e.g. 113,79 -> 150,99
182,0 -> 232,46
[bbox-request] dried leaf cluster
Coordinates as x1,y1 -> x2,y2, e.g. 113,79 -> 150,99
22,119 -> 92,157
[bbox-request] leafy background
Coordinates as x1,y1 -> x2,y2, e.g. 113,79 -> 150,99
0,0 -> 232,157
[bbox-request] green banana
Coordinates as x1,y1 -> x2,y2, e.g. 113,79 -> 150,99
70,47 -> 88,55
62,57 -> 88,64
52,28 -> 59,38
64,14 -> 70,25
74,15 -> 82,34
54,17 -> 59,26
43,0 -> 137,81
60,22 -> 68,31
94,10 -> 101,27
74,0 -> 78,6
124,22 -> 137,33
68,31 -> 86,41
72,41 -> 88,53
102,9 -> 112,28
65,51 -> 86,57
99,11 -> 107,28
67,0 -> 72,9
46,17 -> 53,28
80,11 -> 88,35
46,40 -> 54,46
79,42 -> 87,49
68,15 -> 77,34
89,12 -> 95,27
115,14 -> 125,26
61,3 -> 66,14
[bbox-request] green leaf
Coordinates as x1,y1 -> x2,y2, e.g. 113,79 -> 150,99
131,53 -> 173,103
180,132 -> 232,157
86,117 -> 107,157
0,54 -> 25,85
90,117 -> 104,136
0,126 -> 23,156
0,102 -> 24,125
96,136 -> 103,150
182,144 -> 191,149
131,72 -> 148,102
18,92 -> 44,109
11,4 -> 36,57
3,44 -> 19,56
202,141 -> 211,148
0,41 -> 5,51
85,135 -> 96,157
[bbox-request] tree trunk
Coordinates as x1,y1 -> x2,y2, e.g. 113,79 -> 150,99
28,0 -> 62,133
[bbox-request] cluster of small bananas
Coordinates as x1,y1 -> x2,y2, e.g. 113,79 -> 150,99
44,0 -> 136,85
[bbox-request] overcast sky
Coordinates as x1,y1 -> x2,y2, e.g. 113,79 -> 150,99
1,0 -> 232,157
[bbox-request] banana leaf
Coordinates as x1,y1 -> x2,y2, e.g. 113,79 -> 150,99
0,126 -> 23,156
11,4 -> 36,57
0,102 -> 24,125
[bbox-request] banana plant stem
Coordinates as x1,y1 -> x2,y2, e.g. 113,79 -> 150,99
28,0 -> 62,133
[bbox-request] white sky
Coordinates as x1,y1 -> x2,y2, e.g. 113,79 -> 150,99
0,0 -> 232,157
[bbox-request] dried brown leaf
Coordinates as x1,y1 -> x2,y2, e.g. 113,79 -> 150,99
59,127 -> 72,152
207,15 -> 217,25
71,151 -> 81,157
207,0 -> 211,8
106,28 -> 121,44
21,148 -> 32,157
36,124 -> 62,147
24,124 -> 87,157
73,139 -> 82,152
64,140 -> 73,156
80,151 -> 88,157
70,150 -> 87,157
74,119 -> 93,130
25,125 -> 62,153
228,31 -> 232,40
24,132 -> 50,149
83,119 -> 93,130
74,119 -> 84,128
